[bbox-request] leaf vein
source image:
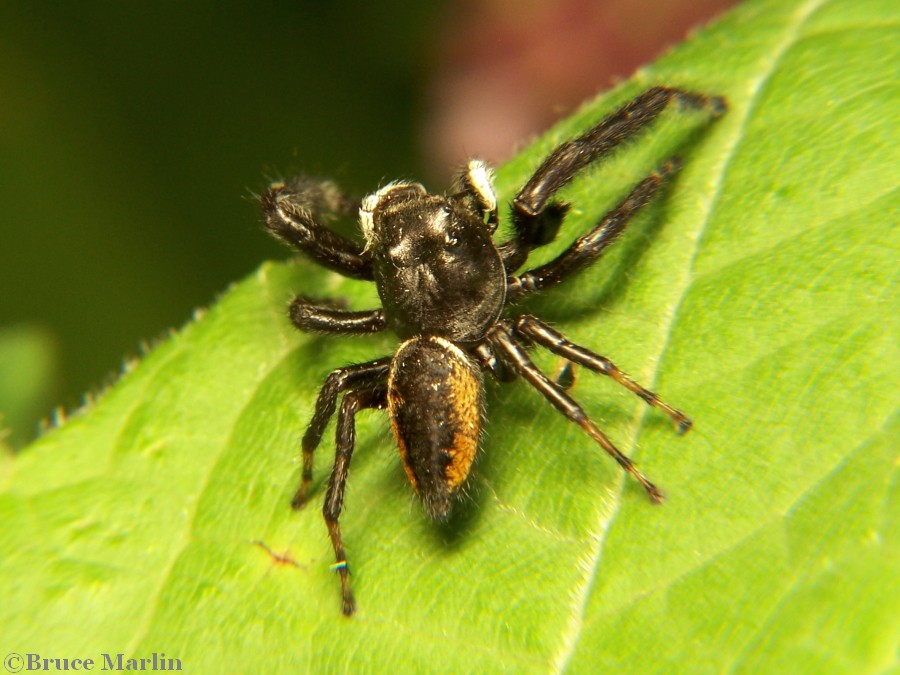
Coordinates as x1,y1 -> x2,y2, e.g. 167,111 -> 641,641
551,0 -> 832,670
589,408 -> 897,629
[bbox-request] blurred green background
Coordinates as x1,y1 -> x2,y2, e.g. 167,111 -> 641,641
0,2 -> 441,446
0,0 -> 735,448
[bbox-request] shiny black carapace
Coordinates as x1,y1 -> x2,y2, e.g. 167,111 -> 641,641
262,86 -> 725,616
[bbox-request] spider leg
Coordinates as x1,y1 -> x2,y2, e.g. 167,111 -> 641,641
473,341 -> 517,382
290,296 -> 386,334
489,325 -> 664,502
507,158 -> 679,301
263,177 -> 374,280
322,385 -> 387,616
514,86 -> 724,221
513,315 -> 692,433
293,358 -> 390,509
475,335 -> 575,388
498,202 -> 569,273
503,86 -> 725,271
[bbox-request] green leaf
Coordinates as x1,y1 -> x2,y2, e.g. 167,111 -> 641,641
2,0 -> 896,671
0,325 -> 57,450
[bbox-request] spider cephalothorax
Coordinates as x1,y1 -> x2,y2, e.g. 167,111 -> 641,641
262,85 -> 725,616
360,179 -> 507,342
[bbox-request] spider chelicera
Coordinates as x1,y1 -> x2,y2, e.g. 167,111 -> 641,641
262,85 -> 726,616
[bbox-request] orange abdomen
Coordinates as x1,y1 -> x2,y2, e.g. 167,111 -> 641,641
387,336 -> 483,521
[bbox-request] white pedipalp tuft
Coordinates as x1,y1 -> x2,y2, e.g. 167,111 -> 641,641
466,159 -> 497,213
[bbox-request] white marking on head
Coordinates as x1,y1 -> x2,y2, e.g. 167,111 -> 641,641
359,181 -> 425,247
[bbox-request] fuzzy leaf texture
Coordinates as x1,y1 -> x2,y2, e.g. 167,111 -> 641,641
1,0 -> 897,672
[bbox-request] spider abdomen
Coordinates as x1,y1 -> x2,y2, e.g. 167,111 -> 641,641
387,335 -> 483,521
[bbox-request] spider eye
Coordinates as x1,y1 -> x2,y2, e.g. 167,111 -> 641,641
436,207 -> 460,247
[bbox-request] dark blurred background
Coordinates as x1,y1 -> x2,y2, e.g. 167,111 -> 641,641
0,0 -> 737,448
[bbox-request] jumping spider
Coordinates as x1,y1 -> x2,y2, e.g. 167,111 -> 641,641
263,86 -> 725,616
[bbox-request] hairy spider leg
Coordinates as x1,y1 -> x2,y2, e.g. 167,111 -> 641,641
263,178 -> 374,280
472,342 -> 517,383
323,385 -> 388,616
293,359 -> 391,509
507,158 -> 680,301
476,338 -> 579,390
513,315 -> 692,433
502,86 -> 725,271
490,325 -> 665,502
289,296 -> 387,334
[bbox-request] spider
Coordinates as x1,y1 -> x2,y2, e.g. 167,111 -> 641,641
262,86 -> 725,616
